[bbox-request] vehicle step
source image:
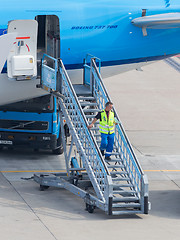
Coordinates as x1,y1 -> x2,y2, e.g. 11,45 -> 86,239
112,210 -> 142,215
112,203 -> 141,208
113,197 -> 139,202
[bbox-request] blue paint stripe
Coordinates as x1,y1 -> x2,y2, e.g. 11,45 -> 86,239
0,29 -> 7,35
64,54 -> 175,70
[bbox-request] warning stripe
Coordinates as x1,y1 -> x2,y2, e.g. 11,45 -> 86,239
16,37 -> 30,40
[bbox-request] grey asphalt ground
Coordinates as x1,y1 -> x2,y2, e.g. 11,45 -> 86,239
0,58 -> 180,240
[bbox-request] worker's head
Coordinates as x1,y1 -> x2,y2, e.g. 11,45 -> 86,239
105,101 -> 113,111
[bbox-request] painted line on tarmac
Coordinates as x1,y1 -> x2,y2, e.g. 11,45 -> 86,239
0,170 -> 66,173
1,169 -> 180,173
144,170 -> 180,172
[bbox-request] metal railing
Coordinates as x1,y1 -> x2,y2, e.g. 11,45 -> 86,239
59,59 -> 112,203
41,54 -> 58,91
91,58 -> 144,196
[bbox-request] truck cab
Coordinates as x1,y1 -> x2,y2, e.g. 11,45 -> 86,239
0,94 -> 63,154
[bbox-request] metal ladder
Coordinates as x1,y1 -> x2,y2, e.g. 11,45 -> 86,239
34,54 -> 149,215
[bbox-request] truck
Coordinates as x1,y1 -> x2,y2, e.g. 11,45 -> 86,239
0,94 -> 64,154
0,17 -> 66,154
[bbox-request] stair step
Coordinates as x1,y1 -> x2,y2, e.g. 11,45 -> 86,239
112,210 -> 142,215
113,190 -> 136,194
112,203 -> 141,208
78,96 -> 95,101
105,159 -> 122,163
106,152 -> 120,156
93,133 -> 101,137
113,184 -> 134,188
107,165 -> 124,168
113,197 -> 139,202
110,171 -> 127,175
85,115 -> 97,118
80,102 -> 98,107
90,127 -> 99,131
83,109 -> 100,113
112,177 -> 130,181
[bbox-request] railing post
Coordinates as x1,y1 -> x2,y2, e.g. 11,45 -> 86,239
105,175 -> 113,215
141,174 -> 149,214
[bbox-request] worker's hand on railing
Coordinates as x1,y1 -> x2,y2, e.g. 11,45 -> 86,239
87,123 -> 93,129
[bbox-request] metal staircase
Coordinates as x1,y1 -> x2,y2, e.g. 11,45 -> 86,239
34,54 -> 149,216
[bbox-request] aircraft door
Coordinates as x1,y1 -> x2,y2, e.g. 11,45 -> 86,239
46,15 -> 60,59
7,20 -> 38,80
36,15 -> 60,59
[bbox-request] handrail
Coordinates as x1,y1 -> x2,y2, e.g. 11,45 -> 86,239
59,60 -> 110,175
59,59 -> 112,201
85,53 -> 101,72
41,54 -> 58,91
91,58 -> 144,176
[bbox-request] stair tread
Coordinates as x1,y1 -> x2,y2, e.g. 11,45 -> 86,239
105,159 -> 122,162
112,177 -> 130,181
113,184 -> 134,188
112,203 -> 141,208
80,102 -> 98,106
113,190 -> 136,194
113,196 -> 139,202
85,115 -> 97,118
107,165 -> 124,168
112,210 -> 142,215
106,152 -> 120,155
83,109 -> 100,112
78,96 -> 95,101
110,171 -> 127,175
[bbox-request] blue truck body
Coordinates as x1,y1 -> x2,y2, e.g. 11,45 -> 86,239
0,94 -> 63,154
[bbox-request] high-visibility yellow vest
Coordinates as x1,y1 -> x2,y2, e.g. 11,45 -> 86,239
99,110 -> 115,134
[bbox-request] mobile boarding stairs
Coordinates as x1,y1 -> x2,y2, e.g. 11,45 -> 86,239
34,54 -> 150,216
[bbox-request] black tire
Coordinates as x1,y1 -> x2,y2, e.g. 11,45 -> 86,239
88,205 -> 94,214
52,146 -> 63,155
52,131 -> 64,155
40,185 -> 49,191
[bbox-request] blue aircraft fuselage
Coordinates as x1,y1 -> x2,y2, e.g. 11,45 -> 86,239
0,0 -> 180,69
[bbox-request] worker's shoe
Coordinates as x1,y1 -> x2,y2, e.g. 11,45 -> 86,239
100,150 -> 105,156
105,156 -> 111,161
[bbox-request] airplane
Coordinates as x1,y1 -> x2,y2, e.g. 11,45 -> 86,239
1,0 -> 180,104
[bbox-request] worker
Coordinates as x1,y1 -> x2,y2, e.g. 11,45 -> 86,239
88,101 -> 116,160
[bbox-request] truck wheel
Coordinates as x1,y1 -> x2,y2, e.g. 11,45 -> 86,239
52,131 -> 64,155
52,146 -> 63,155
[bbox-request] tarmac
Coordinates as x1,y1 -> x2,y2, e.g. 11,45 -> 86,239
0,57 -> 180,240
